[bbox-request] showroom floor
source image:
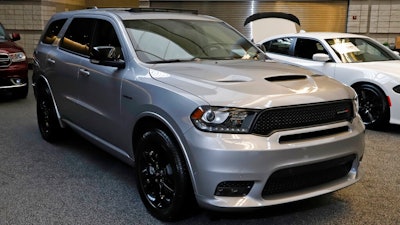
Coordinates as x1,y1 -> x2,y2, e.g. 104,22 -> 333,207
1,72 -> 399,225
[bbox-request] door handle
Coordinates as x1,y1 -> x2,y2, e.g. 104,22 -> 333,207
79,68 -> 90,77
47,58 -> 55,64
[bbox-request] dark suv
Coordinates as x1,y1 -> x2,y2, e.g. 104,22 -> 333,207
32,8 -> 365,221
0,22 -> 28,98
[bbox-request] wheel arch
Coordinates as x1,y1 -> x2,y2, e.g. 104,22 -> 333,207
351,81 -> 386,93
34,75 -> 65,128
132,114 -> 195,184
132,116 -> 173,150
351,81 -> 391,106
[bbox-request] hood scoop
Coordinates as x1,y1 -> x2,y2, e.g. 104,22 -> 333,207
265,75 -> 307,82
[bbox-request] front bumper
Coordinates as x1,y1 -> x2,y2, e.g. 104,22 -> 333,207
0,62 -> 28,89
388,91 -> 400,125
183,117 -> 365,210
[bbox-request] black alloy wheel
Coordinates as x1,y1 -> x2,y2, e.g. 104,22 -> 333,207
135,128 -> 194,221
354,83 -> 389,129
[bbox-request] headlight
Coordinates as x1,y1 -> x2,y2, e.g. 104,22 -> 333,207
190,106 -> 258,133
9,52 -> 26,62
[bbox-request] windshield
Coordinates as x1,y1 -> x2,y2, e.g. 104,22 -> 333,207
124,19 -> 262,63
326,37 -> 398,63
0,24 -> 7,41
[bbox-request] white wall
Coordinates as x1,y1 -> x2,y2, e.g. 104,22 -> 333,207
348,0 -> 400,47
0,3 -> 56,60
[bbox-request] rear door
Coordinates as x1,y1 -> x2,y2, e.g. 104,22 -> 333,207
54,18 -> 96,119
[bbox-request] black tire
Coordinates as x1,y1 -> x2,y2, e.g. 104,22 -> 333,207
353,83 -> 389,130
36,83 -> 62,142
135,128 -> 194,221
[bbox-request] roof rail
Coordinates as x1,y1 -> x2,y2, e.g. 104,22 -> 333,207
128,8 -> 198,14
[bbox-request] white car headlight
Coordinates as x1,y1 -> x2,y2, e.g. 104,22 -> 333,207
9,52 -> 26,62
191,106 -> 258,133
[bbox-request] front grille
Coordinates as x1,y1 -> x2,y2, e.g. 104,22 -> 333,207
0,53 -> 11,67
262,154 -> 356,197
251,100 -> 354,136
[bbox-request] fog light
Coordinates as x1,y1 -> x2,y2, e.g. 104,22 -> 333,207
214,181 -> 254,197
11,78 -> 22,85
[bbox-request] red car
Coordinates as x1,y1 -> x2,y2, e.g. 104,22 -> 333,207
0,22 -> 28,98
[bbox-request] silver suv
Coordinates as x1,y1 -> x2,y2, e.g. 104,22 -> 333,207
32,8 -> 365,221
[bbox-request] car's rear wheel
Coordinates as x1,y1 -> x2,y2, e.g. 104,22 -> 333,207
353,83 -> 389,129
36,83 -> 62,142
135,128 -> 194,221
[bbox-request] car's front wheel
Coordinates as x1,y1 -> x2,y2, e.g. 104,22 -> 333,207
36,83 -> 62,142
135,128 -> 195,221
353,83 -> 389,129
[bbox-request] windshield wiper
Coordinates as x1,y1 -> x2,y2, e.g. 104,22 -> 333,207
148,58 -> 199,64
198,56 -> 236,60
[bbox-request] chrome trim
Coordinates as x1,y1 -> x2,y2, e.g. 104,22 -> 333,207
0,83 -> 27,89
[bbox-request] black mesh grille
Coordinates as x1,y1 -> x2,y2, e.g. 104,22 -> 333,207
262,154 -> 356,197
251,100 -> 354,136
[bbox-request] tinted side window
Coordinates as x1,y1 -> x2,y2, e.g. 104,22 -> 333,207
60,18 -> 96,56
41,19 -> 67,45
294,38 -> 328,60
263,38 -> 293,55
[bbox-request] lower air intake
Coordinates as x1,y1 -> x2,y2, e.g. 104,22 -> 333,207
262,154 -> 356,197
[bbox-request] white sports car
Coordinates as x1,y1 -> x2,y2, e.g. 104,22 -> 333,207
258,32 -> 400,129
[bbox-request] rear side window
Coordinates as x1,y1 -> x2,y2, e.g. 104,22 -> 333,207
263,38 -> 293,55
60,18 -> 96,56
41,19 -> 67,45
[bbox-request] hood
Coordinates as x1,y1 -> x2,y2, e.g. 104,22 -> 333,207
150,60 -> 354,109
0,40 -> 24,53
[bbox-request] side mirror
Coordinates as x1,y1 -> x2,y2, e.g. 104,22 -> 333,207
90,46 -> 125,68
392,51 -> 400,56
10,33 -> 21,41
312,53 -> 331,62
